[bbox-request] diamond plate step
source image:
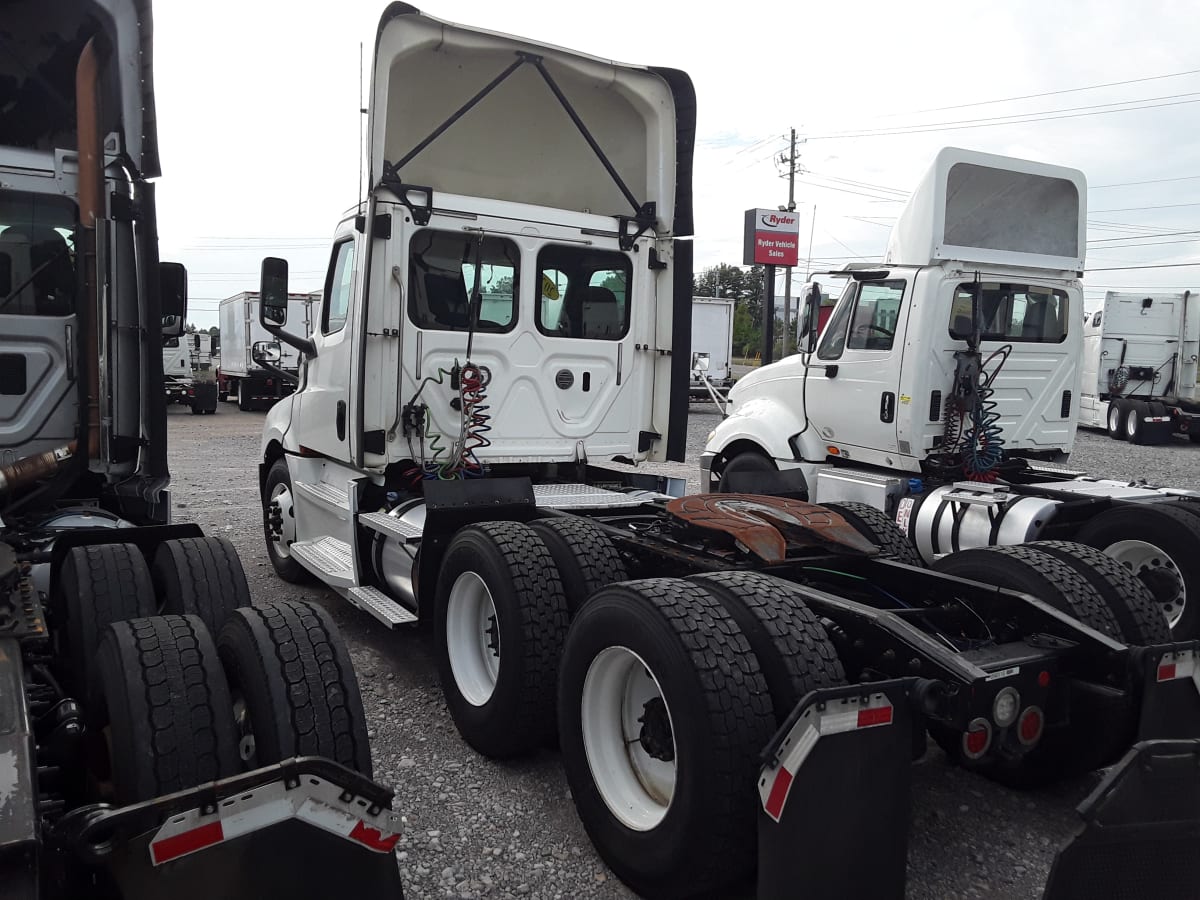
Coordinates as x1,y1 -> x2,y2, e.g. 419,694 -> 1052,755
293,480 -> 350,510
532,483 -> 665,509
346,585 -> 418,628
359,511 -> 423,543
290,536 -> 354,587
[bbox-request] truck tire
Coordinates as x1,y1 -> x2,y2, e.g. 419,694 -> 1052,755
237,382 -> 250,412
262,457 -> 311,584
930,546 -> 1132,786
1075,502 -> 1200,638
152,536 -> 251,635
435,522 -> 569,758
557,578 -> 774,900
821,501 -> 925,567
932,545 -> 1121,639
530,517 -> 628,615
1124,399 -> 1150,444
94,615 -> 239,803
1106,401 -> 1125,440
190,405 -> 202,415
689,571 -> 844,724
218,600 -> 373,776
58,543 -> 155,689
716,449 -> 776,493
1026,540 -> 1170,645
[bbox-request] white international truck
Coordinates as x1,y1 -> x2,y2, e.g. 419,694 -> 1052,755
689,296 -> 735,400
704,148 -> 1200,640
1077,290 -> 1199,443
217,290 -> 315,409
252,7 -> 1200,899
0,2 -> 403,896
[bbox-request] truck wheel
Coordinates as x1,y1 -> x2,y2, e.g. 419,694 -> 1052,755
218,600 -> 372,776
435,522 -> 569,758
716,449 -> 776,493
1075,503 -> 1200,638
1026,540 -> 1170,645
821,501 -> 925,567
558,578 -> 774,899
530,517 -> 628,615
689,571 -> 844,724
262,457 -> 311,584
1124,399 -> 1150,444
932,545 -> 1121,639
58,544 -> 155,690
1106,401 -> 1126,440
236,382 -> 251,412
94,615 -> 239,803
152,536 -> 251,635
189,405 -> 202,415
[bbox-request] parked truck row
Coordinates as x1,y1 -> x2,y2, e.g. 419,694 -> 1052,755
217,290 -> 317,410
250,7 -> 1200,900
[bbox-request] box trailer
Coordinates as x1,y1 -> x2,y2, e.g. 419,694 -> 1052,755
1078,290 -> 1200,443
690,297 -> 735,398
218,291 -> 315,410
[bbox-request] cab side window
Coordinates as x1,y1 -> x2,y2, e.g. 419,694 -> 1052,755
816,282 -> 858,360
845,282 -> 904,351
322,240 -> 355,334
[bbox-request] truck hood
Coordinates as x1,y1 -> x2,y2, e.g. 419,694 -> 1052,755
0,0 -> 159,176
367,4 -> 694,236
729,356 -> 797,404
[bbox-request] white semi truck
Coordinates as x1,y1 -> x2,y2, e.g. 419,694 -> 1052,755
251,8 -> 1200,899
1077,290 -> 1199,443
0,1 -> 403,896
689,296 -> 735,399
217,290 -> 315,410
163,331 -> 217,412
704,148 -> 1200,639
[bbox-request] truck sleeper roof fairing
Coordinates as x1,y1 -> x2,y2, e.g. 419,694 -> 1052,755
369,3 -> 695,237
883,147 -> 1086,273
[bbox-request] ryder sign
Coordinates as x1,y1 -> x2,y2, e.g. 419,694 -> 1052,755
743,209 -> 801,266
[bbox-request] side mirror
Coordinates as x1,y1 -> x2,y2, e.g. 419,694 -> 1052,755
211,332 -> 221,353
799,281 -> 822,353
691,352 -> 711,374
191,333 -> 200,350
259,257 -> 289,326
252,340 -> 282,364
160,261 -> 187,339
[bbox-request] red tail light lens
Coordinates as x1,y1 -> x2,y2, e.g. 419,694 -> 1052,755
1017,706 -> 1044,746
961,718 -> 992,760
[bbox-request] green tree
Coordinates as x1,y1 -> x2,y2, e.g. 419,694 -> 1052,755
694,263 -> 767,355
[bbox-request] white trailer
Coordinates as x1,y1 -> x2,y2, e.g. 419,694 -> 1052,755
689,297 -> 735,399
1078,290 -> 1200,443
218,291 -> 314,410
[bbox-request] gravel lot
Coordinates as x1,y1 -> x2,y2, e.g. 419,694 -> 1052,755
167,401 -> 1198,900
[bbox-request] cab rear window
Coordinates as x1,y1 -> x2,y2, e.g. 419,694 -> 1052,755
949,283 -> 1069,343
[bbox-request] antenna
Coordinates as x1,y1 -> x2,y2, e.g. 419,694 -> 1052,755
358,42 -> 365,205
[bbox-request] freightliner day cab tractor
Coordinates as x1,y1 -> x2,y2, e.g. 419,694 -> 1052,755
1077,289 -> 1199,444
705,149 -> 1200,639
0,2 -> 403,896
258,7 -> 1200,899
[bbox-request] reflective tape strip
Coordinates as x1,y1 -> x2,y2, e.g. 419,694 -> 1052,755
149,775 -> 402,866
759,694 -> 894,823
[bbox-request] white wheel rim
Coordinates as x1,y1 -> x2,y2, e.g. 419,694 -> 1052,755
1109,406 -> 1121,433
269,483 -> 296,559
1125,409 -> 1139,437
1107,539 -> 1187,628
581,646 -> 676,832
446,571 -> 501,706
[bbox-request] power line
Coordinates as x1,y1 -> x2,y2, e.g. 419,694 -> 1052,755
1090,201 -> 1200,213
1091,173 -> 1200,189
1085,261 -> 1200,272
1089,229 -> 1200,243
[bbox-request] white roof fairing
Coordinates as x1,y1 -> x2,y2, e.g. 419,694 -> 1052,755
884,148 -> 1087,272
368,4 -> 694,236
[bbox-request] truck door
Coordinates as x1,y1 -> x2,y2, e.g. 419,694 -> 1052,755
803,278 -> 908,458
290,225 -> 357,461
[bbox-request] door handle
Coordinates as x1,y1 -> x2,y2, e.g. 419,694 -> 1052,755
824,365 -> 839,378
336,400 -> 346,441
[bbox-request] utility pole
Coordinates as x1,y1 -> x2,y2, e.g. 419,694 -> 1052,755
777,129 -> 800,355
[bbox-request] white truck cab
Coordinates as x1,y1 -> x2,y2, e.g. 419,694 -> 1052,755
705,148 -> 1200,637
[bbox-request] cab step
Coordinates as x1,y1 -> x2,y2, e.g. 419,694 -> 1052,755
289,536 -> 355,588
359,511 -> 422,543
346,585 -> 418,628
293,479 -> 351,512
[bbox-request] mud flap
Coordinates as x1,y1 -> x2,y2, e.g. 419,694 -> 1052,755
1042,740 -> 1200,900
756,679 -> 918,900
56,758 -> 405,900
1135,644 -> 1200,741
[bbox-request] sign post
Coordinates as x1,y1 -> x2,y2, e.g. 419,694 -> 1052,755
744,209 -> 801,365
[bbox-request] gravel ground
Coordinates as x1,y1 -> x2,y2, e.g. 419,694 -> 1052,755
166,401 -> 1199,900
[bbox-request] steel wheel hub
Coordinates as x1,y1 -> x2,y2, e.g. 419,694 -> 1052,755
446,571 -> 501,706
581,646 -> 676,831
268,483 -> 296,559
1107,539 -> 1187,629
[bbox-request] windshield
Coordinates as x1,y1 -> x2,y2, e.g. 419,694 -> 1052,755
0,191 -> 77,317
948,282 -> 1069,343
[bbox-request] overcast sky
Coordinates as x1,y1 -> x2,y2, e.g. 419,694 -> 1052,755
152,0 -> 1200,328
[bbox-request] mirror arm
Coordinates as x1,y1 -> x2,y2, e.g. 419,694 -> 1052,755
261,320 -> 316,358
253,355 -> 299,386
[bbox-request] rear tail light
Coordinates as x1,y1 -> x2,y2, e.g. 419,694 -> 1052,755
1017,706 -> 1044,746
962,718 -> 992,760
